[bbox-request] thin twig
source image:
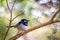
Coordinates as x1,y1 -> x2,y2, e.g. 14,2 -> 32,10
6,0 -> 11,12
12,14 -> 21,21
3,0 -> 16,40
50,9 -> 60,21
12,11 -> 24,21
10,20 -> 60,40
11,0 -> 16,11
3,0 -> 12,40
4,19 -> 12,40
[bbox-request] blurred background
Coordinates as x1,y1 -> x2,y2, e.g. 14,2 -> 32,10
0,0 -> 60,40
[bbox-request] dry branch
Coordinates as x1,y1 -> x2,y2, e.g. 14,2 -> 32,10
10,20 -> 60,40
12,14 -> 22,21
12,11 -> 24,21
11,0 -> 16,11
3,0 -> 12,40
3,0 -> 16,40
50,9 -> 60,21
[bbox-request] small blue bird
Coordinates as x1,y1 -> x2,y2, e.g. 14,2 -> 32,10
10,19 -> 35,40
9,19 -> 29,33
15,19 -> 29,33
16,19 -> 35,40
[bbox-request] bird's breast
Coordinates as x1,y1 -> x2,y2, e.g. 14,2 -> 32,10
17,24 -> 28,31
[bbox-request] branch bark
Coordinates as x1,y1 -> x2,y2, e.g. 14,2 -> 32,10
3,0 -> 16,40
12,14 -> 21,21
11,0 -> 16,12
10,20 -> 60,40
12,11 -> 24,21
50,9 -> 60,21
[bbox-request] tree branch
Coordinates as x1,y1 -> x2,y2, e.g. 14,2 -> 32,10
12,11 -> 24,21
10,6 -> 60,40
11,0 -> 16,11
3,0 -> 16,40
50,9 -> 60,21
10,20 -> 60,40
6,0 -> 11,12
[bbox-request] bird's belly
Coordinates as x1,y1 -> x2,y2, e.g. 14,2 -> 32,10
17,25 -> 27,31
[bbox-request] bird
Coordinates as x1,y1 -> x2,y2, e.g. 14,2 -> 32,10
16,19 -> 29,33
9,19 -> 35,40
9,19 -> 29,33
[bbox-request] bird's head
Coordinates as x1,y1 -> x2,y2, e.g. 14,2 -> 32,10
19,19 -> 29,26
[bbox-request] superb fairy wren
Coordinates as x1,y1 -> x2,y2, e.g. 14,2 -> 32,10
9,19 -> 35,40
10,19 -> 29,33
16,19 -> 29,31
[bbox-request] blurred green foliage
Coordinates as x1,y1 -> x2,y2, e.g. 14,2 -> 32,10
56,30 -> 60,39
0,16 -> 7,40
16,0 -> 24,2
21,0 -> 30,9
0,0 -> 6,6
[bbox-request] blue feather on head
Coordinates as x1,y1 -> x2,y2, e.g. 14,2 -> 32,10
18,19 -> 29,26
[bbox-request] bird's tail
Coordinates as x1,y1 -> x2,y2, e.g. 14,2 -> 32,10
7,26 -> 16,28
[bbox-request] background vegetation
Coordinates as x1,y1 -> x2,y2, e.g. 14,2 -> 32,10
0,0 -> 60,40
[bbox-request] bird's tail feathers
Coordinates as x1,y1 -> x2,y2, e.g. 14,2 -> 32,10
7,26 -> 16,28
